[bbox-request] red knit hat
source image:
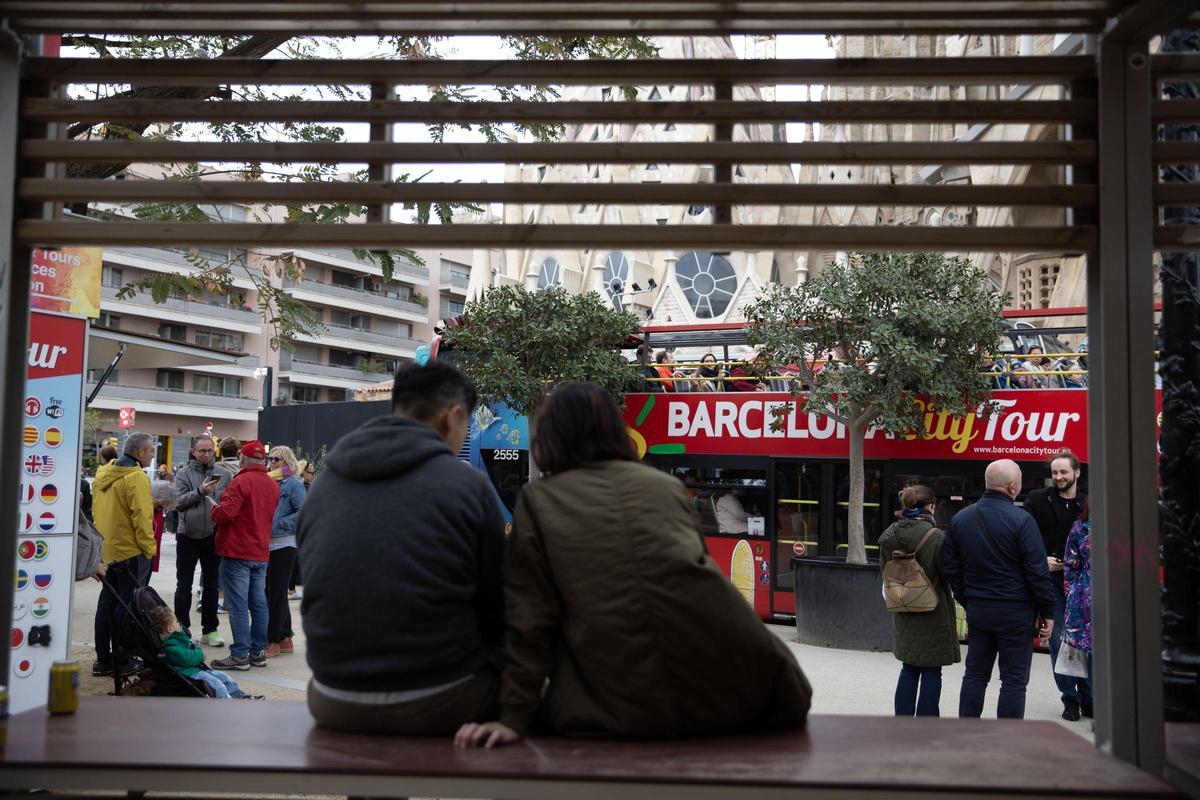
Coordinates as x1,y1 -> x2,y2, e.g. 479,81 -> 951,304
240,439 -> 266,460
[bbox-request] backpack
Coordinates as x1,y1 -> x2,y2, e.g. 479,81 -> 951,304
75,508 -> 104,581
882,527 -> 940,613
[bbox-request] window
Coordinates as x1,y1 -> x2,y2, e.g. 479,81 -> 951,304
331,311 -> 370,331
292,386 -> 321,404
156,369 -> 185,391
98,312 -> 121,329
648,86 -> 662,101
446,299 -> 465,316
193,374 -> 243,397
328,349 -> 360,368
676,251 -> 737,319
331,270 -> 363,289
195,329 -> 244,352
664,123 -> 677,132
600,87 -> 612,101
536,258 -> 561,290
87,368 -> 118,383
158,323 -> 186,341
687,205 -> 712,217
603,251 -> 631,310
327,388 -> 350,402
101,265 -> 123,289
537,165 -> 547,181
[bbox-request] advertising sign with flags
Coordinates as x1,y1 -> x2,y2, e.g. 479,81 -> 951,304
13,311 -> 86,714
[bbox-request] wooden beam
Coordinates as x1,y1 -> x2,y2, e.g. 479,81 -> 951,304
1155,185 -> 1200,206
1153,142 -> 1200,164
5,16 -> 1106,34
20,139 -> 1099,165
1151,99 -> 1200,122
1154,226 -> 1200,249
1151,53 -> 1200,81
23,56 -> 1098,86
23,99 -> 1097,124
18,178 -> 1098,207
15,220 -> 1098,252
1105,0 -> 1199,43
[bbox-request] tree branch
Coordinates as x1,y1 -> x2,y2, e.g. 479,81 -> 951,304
65,34 -> 293,203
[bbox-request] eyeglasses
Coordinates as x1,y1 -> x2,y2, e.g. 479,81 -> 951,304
268,456 -> 281,462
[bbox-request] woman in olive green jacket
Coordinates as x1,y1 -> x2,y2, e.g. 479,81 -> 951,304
878,485 -> 960,717
456,383 -> 812,748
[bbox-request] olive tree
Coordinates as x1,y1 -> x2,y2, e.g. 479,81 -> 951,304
745,252 -> 1007,564
442,285 -> 641,423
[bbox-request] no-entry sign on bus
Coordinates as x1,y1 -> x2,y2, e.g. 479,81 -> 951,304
624,390 -> 1091,462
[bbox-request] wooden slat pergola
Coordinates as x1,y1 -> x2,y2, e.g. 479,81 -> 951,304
0,0 -> 1197,792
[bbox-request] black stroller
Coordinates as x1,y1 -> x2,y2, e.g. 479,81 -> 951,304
99,580 -> 211,698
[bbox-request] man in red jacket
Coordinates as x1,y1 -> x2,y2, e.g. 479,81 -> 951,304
209,440 -> 279,671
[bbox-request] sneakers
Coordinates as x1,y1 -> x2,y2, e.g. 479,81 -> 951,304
217,602 -> 228,614
1062,699 -> 1081,722
249,650 -> 268,668
288,588 -> 302,601
211,654 -> 250,671
264,642 -> 281,658
92,661 -> 113,677
200,631 -> 225,648
279,637 -> 294,654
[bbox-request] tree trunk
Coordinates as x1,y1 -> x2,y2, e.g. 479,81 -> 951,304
845,415 -> 869,565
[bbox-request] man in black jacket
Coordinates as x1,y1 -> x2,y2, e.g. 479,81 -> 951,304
298,360 -> 506,734
943,459 -> 1057,719
1023,450 -> 1090,721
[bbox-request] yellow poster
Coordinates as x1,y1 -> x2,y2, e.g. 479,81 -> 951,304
30,247 -> 103,318
730,540 -> 755,607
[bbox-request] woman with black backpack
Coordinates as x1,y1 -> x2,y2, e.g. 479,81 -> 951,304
878,485 -> 960,716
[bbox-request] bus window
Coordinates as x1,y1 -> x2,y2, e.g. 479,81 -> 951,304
774,462 -> 822,588
674,467 -> 768,537
834,463 -> 885,557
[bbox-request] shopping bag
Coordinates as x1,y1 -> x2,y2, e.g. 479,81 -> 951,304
1054,641 -> 1089,677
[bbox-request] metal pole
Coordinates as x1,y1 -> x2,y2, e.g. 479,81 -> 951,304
1090,37 -> 1163,771
1158,27 -> 1200,726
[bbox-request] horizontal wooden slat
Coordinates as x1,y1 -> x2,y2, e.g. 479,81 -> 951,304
23,56 -> 1097,86
1151,100 -> 1200,122
1155,185 -> 1200,206
1155,226 -> 1200,250
5,16 -> 1106,34
23,99 -> 1096,124
18,178 -> 1098,207
1153,142 -> 1200,164
20,139 -> 1099,166
7,0 -> 1120,16
15,220 -> 1097,252
1152,53 -> 1200,81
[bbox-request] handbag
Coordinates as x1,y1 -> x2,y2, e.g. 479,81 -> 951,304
1054,641 -> 1090,678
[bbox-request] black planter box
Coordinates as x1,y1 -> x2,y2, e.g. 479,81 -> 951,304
791,557 -> 895,652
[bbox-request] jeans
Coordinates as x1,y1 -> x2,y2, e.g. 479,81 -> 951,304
220,558 -> 268,659
895,664 -> 942,717
194,669 -> 247,699
174,536 -> 220,635
1050,584 -> 1091,705
959,603 -> 1036,719
266,546 -> 297,643
94,555 -> 151,666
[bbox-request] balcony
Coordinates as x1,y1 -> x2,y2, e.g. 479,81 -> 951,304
278,356 -> 394,390
440,269 -> 470,295
86,382 -> 260,421
100,245 -> 257,291
100,286 -> 261,334
290,324 -> 424,360
282,278 -> 428,323
293,247 -> 430,286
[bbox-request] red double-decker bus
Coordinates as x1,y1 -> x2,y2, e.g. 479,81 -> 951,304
618,308 -> 1155,623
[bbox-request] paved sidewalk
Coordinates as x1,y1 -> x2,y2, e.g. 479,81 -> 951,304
69,535 -> 1094,739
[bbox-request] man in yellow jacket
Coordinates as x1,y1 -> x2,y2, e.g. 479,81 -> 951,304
91,431 -> 157,677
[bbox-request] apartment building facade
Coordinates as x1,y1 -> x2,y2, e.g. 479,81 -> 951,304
88,231 -> 481,470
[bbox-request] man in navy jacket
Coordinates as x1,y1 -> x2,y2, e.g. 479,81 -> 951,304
943,459 -> 1057,719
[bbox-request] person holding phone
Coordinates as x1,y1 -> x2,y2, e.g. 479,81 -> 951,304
173,434 -> 233,647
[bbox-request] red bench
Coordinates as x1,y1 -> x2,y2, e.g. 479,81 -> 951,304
0,697 -> 1177,799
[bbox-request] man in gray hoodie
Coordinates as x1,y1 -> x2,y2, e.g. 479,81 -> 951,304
173,434 -> 232,646
298,360 -> 506,734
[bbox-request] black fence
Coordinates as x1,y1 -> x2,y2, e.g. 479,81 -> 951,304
258,400 -> 388,465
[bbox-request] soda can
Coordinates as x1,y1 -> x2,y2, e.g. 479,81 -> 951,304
48,661 -> 79,715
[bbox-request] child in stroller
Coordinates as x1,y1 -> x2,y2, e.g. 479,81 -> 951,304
145,604 -> 261,699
